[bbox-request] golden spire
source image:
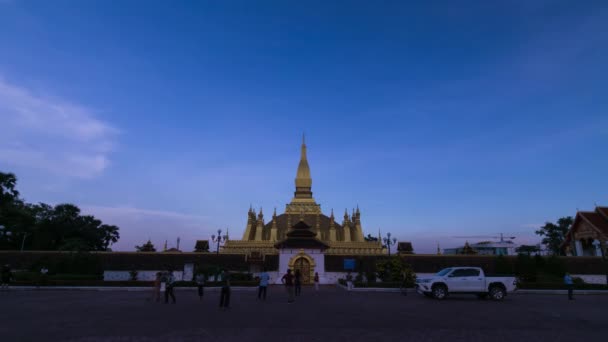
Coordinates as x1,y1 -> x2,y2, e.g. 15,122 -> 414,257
295,133 -> 312,190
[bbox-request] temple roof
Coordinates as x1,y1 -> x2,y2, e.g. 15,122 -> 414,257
274,220 -> 329,249
579,210 -> 608,235
264,213 -> 350,233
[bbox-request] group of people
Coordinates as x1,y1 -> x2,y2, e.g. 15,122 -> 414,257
150,269 -> 232,308
279,268 -> 321,303
148,267 -> 321,307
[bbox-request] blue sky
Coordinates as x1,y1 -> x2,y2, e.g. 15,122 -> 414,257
1,1 -> 606,253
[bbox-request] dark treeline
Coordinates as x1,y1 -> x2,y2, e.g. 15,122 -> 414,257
0,172 -> 120,251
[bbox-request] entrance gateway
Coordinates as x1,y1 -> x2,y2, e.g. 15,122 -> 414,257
276,220 -> 328,284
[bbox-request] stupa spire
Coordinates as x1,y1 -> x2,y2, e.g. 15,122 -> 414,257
294,133 -> 313,199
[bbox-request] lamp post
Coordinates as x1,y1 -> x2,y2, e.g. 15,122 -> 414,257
211,229 -> 227,256
383,232 -> 397,257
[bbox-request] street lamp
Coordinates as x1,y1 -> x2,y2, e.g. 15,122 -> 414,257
211,229 -> 228,255
383,232 -> 397,256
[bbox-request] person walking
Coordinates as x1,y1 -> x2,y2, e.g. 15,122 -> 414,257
164,270 -> 176,304
346,271 -> 354,291
258,267 -> 270,300
195,272 -> 205,301
1,264 -> 12,291
564,272 -> 574,300
38,266 -> 49,288
219,270 -> 231,309
294,269 -> 302,296
400,273 -> 408,296
151,272 -> 162,302
281,269 -> 295,304
314,272 -> 320,292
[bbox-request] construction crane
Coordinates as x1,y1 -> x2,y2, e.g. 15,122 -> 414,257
451,233 -> 516,243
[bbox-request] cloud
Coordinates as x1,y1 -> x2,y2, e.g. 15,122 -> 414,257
80,205 -> 215,252
0,77 -> 118,179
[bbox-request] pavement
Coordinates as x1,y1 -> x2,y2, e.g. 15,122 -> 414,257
1,286 -> 606,342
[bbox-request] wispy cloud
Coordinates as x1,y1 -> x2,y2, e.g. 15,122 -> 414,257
80,205 -> 213,251
0,77 -> 118,178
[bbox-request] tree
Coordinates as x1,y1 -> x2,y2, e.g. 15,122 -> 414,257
375,257 -> 416,286
0,172 -> 20,203
535,217 -> 573,256
516,245 -> 541,256
135,240 -> 156,252
0,171 -> 121,251
364,234 -> 378,242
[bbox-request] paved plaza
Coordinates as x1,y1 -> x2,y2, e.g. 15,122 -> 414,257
1,286 -> 606,342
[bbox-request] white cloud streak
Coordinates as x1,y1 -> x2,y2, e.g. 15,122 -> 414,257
80,205 -> 214,252
0,77 -> 117,178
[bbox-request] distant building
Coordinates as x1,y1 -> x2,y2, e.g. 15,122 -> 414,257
397,242 -> 414,254
194,240 -> 209,252
562,206 -> 608,257
444,240 -> 518,256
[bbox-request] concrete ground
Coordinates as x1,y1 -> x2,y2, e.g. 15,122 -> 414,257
1,286 -> 606,342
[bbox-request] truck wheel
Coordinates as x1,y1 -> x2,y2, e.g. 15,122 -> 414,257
432,285 -> 447,300
489,286 -> 506,301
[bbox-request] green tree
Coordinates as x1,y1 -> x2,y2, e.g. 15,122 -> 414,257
375,257 -> 416,286
0,171 -> 121,251
135,240 -> 156,252
516,245 -> 541,256
535,217 -> 573,255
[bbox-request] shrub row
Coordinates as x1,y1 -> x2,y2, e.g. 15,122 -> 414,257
517,282 -> 608,290
11,280 -> 259,287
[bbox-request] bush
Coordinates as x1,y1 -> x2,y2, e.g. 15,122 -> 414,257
517,282 -> 608,290
48,274 -> 102,281
229,272 -> 253,281
375,257 -> 416,286
494,255 -> 513,274
13,271 -> 40,281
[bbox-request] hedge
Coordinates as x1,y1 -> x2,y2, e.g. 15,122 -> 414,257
517,282 -> 608,290
338,279 -> 413,288
10,280 -> 259,287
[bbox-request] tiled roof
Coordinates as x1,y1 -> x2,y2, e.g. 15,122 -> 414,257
580,211 -> 608,235
596,207 -> 608,219
397,242 -> 413,252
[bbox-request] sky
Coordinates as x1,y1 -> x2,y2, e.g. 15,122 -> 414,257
0,1 -> 607,253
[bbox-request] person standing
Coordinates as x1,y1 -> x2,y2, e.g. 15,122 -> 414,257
151,272 -> 162,302
294,269 -> 302,296
314,272 -> 320,292
1,264 -> 12,291
346,271 -> 354,291
219,270 -> 231,309
281,269 -> 295,304
258,268 -> 270,300
564,272 -> 574,300
39,267 -> 49,288
195,272 -> 205,301
164,270 -> 176,304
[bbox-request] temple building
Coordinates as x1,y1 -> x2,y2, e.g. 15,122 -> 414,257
221,137 -> 385,281
562,205 -> 608,257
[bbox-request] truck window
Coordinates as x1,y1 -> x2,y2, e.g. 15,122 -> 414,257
450,269 -> 469,277
436,268 -> 453,276
462,269 -> 480,277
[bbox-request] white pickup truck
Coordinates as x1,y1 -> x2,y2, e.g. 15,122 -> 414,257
415,267 -> 517,301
